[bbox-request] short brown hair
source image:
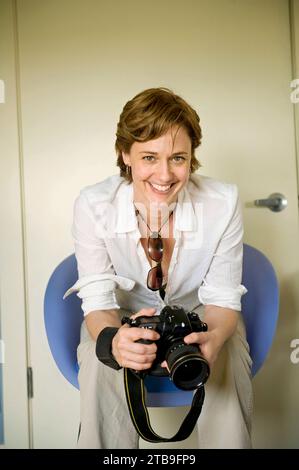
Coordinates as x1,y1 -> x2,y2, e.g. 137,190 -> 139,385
115,87 -> 202,182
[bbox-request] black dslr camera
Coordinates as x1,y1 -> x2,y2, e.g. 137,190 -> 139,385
122,305 -> 210,391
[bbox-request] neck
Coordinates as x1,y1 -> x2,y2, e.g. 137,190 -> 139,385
135,203 -> 174,226
134,203 -> 174,238
134,198 -> 176,217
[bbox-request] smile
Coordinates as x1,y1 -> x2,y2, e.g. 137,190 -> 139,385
148,182 -> 175,194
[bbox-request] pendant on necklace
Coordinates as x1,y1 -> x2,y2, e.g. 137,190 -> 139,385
151,231 -> 160,239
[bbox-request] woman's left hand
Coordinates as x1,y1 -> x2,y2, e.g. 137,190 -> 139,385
183,329 -> 224,368
160,329 -> 224,371
161,307 -> 238,371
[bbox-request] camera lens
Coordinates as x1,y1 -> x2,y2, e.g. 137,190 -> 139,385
167,343 -> 210,391
172,355 -> 210,390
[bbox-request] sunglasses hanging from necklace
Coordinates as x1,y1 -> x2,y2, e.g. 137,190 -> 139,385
134,204 -> 173,300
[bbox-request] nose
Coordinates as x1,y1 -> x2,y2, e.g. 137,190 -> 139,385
156,160 -> 173,183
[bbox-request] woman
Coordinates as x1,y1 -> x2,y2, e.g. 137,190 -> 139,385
65,88 -> 253,449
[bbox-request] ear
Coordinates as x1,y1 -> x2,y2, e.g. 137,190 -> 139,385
122,151 -> 131,166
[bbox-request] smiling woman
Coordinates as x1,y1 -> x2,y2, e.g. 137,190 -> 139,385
115,87 -> 202,183
122,127 -> 192,208
116,88 -> 201,241
67,87 -> 252,449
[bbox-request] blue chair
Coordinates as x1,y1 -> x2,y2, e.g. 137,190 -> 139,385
44,244 -> 279,407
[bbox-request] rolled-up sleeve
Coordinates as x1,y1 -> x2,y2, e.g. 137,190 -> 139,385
198,185 -> 247,311
63,273 -> 135,315
66,192 -> 135,316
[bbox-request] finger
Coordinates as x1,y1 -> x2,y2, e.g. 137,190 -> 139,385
118,324 -> 158,340
126,341 -> 158,355
119,341 -> 157,356
160,360 -> 170,373
184,331 -> 209,344
131,308 -> 156,320
121,351 -> 156,364
117,337 -> 158,354
124,327 -> 160,342
121,359 -> 155,371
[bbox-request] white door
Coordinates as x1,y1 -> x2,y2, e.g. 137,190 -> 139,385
0,0 -> 29,449
11,0 -> 299,448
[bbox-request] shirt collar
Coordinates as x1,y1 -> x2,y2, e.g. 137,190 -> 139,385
113,179 -> 198,234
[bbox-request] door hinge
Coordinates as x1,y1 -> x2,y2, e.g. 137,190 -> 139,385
27,367 -> 33,399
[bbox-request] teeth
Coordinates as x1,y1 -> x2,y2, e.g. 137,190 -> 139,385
151,183 -> 172,192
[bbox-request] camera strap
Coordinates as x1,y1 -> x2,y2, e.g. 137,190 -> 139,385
124,368 -> 205,443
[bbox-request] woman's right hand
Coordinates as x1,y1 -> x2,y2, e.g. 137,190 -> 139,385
111,308 -> 160,370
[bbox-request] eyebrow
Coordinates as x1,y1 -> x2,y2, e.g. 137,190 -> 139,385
139,151 -> 189,155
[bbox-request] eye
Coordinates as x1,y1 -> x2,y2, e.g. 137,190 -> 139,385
142,155 -> 156,162
172,155 -> 186,163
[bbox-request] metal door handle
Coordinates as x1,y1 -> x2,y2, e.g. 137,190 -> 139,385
254,192 -> 287,212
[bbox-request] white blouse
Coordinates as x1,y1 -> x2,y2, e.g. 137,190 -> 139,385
64,174 -> 247,316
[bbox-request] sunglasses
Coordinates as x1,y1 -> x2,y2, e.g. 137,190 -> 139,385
147,232 -> 166,293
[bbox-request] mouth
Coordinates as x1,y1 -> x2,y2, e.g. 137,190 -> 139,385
147,182 -> 176,195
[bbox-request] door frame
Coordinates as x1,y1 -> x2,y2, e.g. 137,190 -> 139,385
0,0 -> 30,449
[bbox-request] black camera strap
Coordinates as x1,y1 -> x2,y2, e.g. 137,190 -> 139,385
124,368 -> 205,443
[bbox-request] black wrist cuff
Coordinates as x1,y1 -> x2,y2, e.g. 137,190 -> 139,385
96,327 -> 122,371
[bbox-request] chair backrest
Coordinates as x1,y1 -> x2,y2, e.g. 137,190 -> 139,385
44,254 -> 81,389
44,243 -> 279,406
241,244 -> 279,376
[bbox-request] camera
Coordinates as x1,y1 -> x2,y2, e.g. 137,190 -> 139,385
122,305 -> 210,391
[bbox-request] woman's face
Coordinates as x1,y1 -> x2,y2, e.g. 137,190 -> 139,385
122,126 -> 192,209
